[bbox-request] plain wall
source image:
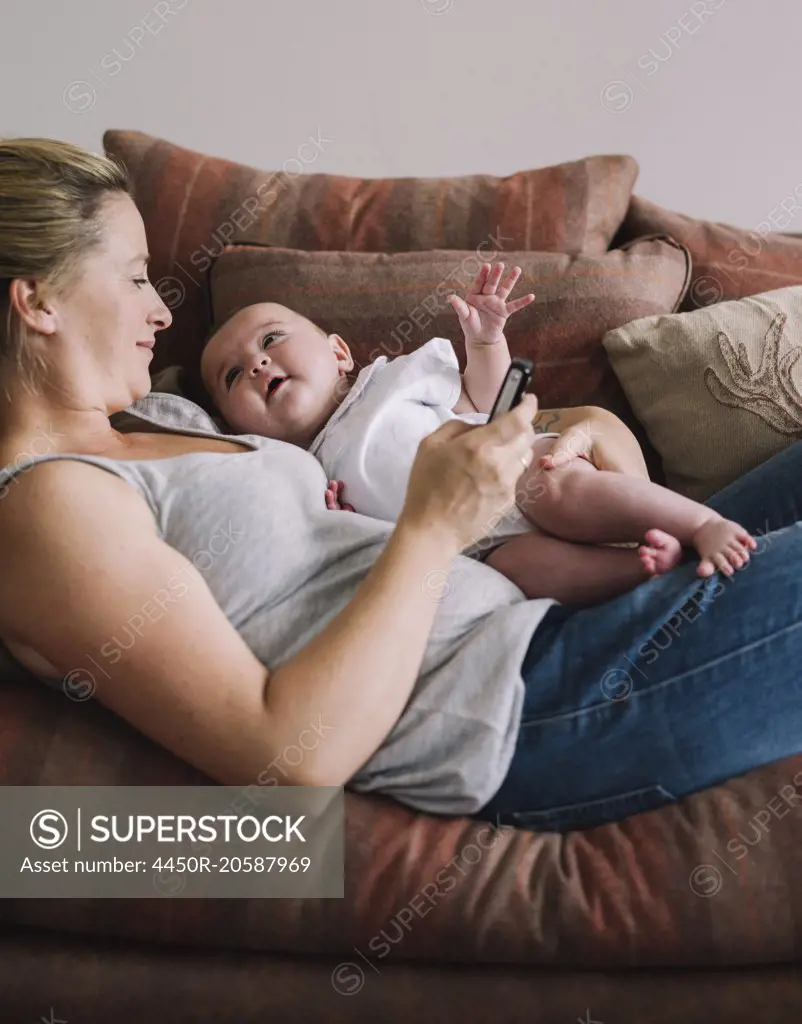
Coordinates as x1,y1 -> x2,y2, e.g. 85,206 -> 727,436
2,0 -> 802,229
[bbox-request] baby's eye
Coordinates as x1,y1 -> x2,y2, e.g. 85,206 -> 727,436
224,367 -> 240,390
262,331 -> 283,347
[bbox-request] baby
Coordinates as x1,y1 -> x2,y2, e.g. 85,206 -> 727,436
199,261 -> 756,606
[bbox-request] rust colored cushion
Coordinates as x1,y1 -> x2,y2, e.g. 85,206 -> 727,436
1,670 -> 802,968
614,194 -> 802,311
102,129 -> 639,371
207,236 -> 691,483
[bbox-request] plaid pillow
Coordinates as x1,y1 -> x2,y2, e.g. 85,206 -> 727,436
206,236 -> 691,483
103,129 -> 639,371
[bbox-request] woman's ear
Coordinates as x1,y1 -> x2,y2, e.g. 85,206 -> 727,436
8,279 -> 58,336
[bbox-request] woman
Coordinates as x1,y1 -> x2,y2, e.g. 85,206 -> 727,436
0,139 -> 800,834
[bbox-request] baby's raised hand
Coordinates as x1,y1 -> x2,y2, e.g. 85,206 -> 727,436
447,262 -> 535,347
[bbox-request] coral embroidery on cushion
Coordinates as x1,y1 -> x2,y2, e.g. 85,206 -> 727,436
704,312 -> 802,436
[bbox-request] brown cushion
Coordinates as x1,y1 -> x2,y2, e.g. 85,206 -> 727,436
102,129 -> 639,371
2,669 -> 801,968
207,236 -> 692,483
614,194 -> 802,311
603,285 -> 802,501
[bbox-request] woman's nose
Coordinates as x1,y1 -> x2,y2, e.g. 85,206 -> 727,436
149,297 -> 173,332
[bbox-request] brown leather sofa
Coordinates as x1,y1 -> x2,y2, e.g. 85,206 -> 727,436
3,131 -> 802,1022
4,666 -> 802,1023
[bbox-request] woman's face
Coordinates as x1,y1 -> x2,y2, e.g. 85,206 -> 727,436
45,192 -> 172,411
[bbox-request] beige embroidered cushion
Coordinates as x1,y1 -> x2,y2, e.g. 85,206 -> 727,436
602,286 -> 802,502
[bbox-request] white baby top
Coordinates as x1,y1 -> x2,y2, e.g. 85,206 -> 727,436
308,338 -> 559,560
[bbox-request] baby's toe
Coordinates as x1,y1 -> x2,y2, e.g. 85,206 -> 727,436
697,557 -> 716,578
714,553 -> 735,575
639,546 -> 662,576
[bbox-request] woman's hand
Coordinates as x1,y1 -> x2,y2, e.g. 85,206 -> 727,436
537,407 -> 650,481
400,394 -> 539,551
325,479 -> 355,512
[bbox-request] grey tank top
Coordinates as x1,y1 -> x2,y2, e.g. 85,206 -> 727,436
0,392 -> 556,816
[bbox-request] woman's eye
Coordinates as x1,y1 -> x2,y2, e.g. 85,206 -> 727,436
133,278 -> 148,289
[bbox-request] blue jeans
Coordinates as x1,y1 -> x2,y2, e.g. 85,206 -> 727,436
474,439 -> 802,833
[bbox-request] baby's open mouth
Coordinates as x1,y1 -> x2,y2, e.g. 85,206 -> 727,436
266,376 -> 287,400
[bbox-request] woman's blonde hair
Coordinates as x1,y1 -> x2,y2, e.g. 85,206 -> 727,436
0,138 -> 131,394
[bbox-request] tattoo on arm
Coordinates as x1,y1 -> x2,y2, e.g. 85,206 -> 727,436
533,409 -> 563,434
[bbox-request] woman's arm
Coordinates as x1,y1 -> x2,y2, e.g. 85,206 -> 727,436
266,516 -> 460,784
0,460 -> 462,789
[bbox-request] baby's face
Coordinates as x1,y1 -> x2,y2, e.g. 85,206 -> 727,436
200,302 -> 353,445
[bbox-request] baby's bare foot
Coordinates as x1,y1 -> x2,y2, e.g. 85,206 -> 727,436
693,516 -> 757,578
638,529 -> 683,576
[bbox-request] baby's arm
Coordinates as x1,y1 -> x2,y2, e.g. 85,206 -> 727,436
448,262 -> 534,414
462,337 -> 512,414
451,378 -> 482,416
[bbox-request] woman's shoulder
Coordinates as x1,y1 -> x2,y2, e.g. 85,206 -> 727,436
0,455 -> 152,527
0,458 -> 157,655
0,450 -> 97,495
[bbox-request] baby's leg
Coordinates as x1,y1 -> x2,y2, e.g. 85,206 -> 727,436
485,531 -> 660,606
516,437 -> 756,577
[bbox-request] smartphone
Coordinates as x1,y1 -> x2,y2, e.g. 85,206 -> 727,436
488,358 -> 535,422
